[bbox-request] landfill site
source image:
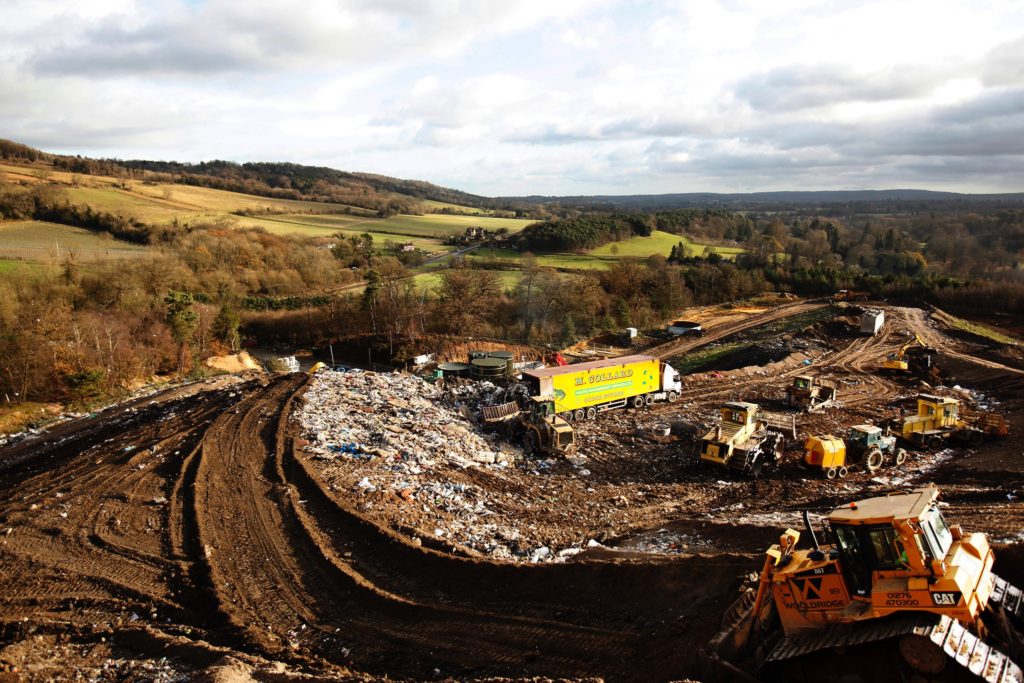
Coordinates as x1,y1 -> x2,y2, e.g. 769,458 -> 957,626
2,298 -> 1024,682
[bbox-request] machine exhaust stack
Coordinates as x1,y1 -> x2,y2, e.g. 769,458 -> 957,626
802,509 -> 819,550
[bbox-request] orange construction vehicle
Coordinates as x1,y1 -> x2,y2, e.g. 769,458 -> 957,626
708,486 -> 1024,681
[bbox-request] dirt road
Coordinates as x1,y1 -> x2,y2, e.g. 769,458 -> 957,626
1,301 -> 1022,681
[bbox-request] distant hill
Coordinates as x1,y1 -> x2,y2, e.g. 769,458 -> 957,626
504,189 -> 1024,212
5,138 -> 1023,215
0,139 -> 519,216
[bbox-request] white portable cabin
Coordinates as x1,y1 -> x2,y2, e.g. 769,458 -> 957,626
860,309 -> 885,335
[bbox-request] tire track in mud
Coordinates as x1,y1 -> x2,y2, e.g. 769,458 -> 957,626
647,300 -> 829,360
0,385 -> 247,633
192,373 -> 753,680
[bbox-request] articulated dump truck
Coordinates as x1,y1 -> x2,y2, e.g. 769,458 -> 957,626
520,354 -> 682,422
707,486 -> 1024,682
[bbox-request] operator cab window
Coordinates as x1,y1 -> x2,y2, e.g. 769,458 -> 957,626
867,527 -> 903,569
834,525 -> 871,596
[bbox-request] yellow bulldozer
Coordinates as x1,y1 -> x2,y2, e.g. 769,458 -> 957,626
698,402 -> 793,477
785,375 -> 837,411
899,394 -> 1009,449
707,486 -> 1024,681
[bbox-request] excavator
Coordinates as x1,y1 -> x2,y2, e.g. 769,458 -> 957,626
707,486 -> 1024,681
883,333 -> 939,377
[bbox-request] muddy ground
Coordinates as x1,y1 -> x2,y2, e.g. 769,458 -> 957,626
1,301 -> 1022,682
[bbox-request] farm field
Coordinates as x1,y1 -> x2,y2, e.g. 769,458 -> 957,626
0,258 -> 46,276
372,212 -> 533,236
232,215 -> 458,252
410,269 -> 524,292
0,221 -> 148,261
466,231 -> 742,272
590,230 -> 742,259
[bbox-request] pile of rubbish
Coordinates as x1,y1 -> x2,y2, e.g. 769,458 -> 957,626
297,371 -> 515,467
295,372 -> 586,562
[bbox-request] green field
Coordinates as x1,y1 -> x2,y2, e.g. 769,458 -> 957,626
0,221 -> 148,261
410,269 -> 524,292
371,213 -> 533,236
591,230 -> 742,259
0,258 -> 45,275
233,211 -> 532,246
232,215 -> 457,252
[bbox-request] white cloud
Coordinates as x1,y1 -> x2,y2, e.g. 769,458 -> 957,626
1,0 -> 1023,193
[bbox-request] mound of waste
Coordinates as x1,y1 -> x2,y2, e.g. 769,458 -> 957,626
295,371 -> 591,562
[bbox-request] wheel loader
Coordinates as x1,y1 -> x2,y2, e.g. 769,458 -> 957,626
785,375 -> 837,411
707,486 -> 1024,682
804,424 -> 908,479
698,401 -> 789,477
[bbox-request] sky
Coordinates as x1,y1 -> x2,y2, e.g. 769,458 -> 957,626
2,0 -> 1024,196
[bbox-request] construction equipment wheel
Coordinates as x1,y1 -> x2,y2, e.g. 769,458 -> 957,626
573,408 -> 586,421
522,431 -> 538,455
631,395 -> 645,409
967,429 -> 984,446
838,466 -> 849,478
825,467 -> 837,479
926,434 -> 944,450
866,448 -> 884,471
585,406 -> 597,420
667,390 -> 680,403
898,634 -> 947,675
750,459 -> 765,478
894,448 -> 907,466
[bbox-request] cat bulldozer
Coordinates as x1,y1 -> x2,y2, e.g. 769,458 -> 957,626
698,402 -> 792,477
707,486 -> 1024,682
481,396 -> 575,456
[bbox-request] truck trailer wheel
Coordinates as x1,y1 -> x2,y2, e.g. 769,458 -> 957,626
585,407 -> 597,420
667,390 -> 680,403
574,408 -> 586,421
561,411 -> 573,422
631,396 -> 645,409
644,393 -> 654,406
